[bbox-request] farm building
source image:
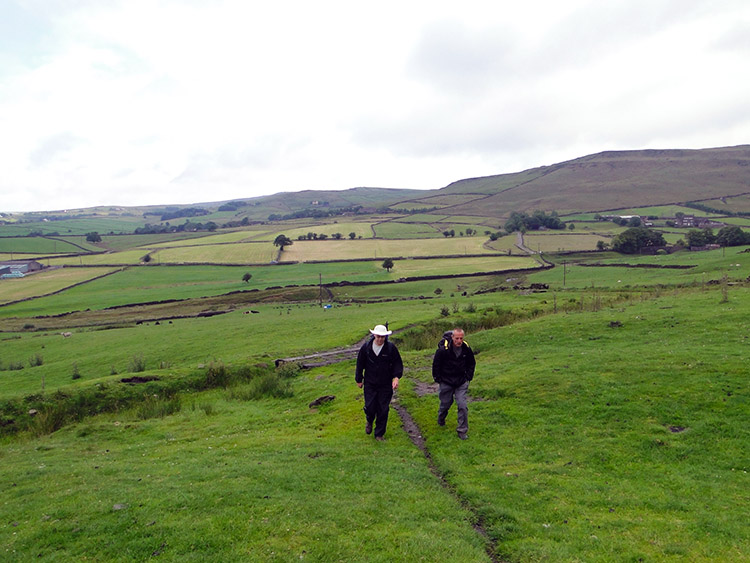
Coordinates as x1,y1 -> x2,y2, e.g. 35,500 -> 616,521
0,260 -> 43,279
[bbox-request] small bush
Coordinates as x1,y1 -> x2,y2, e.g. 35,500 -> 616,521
29,354 -> 44,367
128,354 -> 146,373
205,361 -> 230,388
136,395 -> 181,420
464,302 -> 476,313
72,363 -> 81,380
230,373 -> 292,400
30,406 -> 67,437
276,362 -> 301,378
440,306 -> 450,317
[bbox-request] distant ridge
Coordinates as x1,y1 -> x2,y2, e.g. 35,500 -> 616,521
413,145 -> 750,217
7,145 -> 749,219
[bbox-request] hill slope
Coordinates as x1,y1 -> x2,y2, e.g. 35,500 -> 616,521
398,145 -> 750,217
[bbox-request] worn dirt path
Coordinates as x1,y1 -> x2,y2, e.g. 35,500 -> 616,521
280,343 -> 504,562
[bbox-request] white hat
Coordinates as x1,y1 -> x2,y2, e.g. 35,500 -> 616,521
369,324 -> 392,336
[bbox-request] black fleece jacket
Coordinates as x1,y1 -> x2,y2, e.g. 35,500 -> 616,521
355,338 -> 403,387
432,340 -> 476,387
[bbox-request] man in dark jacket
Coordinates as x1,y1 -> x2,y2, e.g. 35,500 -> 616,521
432,328 -> 475,440
355,324 -> 403,441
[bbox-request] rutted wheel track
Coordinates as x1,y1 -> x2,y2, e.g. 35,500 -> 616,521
279,343 -> 505,562
390,400 -> 504,562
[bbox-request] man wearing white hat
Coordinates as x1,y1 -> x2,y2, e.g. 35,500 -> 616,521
355,324 -> 403,441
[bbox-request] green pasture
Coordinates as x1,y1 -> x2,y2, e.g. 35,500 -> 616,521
398,286 -> 750,561
0,378 -> 488,562
0,237 -> 87,254
371,221 -> 442,238
702,194 -> 750,213
482,234 -> 519,254
282,236 -> 500,262
566,222 -> 624,234
0,216 -> 148,237
46,250 -> 147,266
0,267 -> 120,306
276,221 -> 374,241
528,246 -> 750,289
610,205 -> 720,218
0,295 -> 457,399
393,193 -> 487,208
0,253 -> 47,262
0,257 -> 540,319
392,213 -> 450,223
150,242 -> 276,264
100,232 -> 215,252
433,215 -> 493,224
523,233 -> 611,252
718,216 -> 750,227
3,271 -> 747,560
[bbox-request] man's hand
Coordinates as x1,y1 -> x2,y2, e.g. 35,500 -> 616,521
357,381 -> 363,388
392,377 -> 400,390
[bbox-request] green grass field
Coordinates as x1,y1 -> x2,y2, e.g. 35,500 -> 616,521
2,208 -> 750,561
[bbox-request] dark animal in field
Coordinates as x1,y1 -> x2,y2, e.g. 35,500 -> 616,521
309,395 -> 336,408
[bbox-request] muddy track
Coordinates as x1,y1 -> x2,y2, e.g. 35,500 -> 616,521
391,399 -> 504,563
282,339 -> 505,562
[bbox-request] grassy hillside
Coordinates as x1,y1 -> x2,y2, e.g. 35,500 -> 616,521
2,145 -> 750,560
411,145 -> 750,219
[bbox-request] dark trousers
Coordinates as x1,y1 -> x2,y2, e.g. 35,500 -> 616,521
363,383 -> 394,438
438,381 -> 469,435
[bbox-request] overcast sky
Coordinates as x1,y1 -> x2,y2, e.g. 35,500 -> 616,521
1,0 -> 749,212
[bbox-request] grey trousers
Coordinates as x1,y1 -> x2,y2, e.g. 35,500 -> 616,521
438,381 -> 469,435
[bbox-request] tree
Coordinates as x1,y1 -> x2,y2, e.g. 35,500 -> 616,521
85,232 -> 102,243
686,228 -> 716,247
348,232 -> 356,240
596,240 -> 608,251
382,258 -> 394,272
716,225 -> 750,247
273,234 -> 293,251
611,227 -> 666,254
332,233 -> 342,240
242,272 -> 252,283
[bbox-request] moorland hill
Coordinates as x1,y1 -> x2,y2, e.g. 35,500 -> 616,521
4,144 -> 749,227
397,144 -> 750,218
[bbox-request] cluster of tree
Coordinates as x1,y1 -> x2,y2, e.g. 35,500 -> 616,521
504,210 -> 565,232
218,201 -> 250,212
611,227 -> 666,253
268,206 -> 361,221
684,201 -> 750,217
594,214 -> 657,227
375,206 -> 440,215
134,220 -> 218,234
220,217 -> 252,228
26,230 -> 60,237
614,216 -> 641,227
268,205 -> 440,222
687,226 -> 750,247
442,228 -> 477,237
297,232 -> 358,240
144,207 -> 210,221
85,232 -> 102,243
